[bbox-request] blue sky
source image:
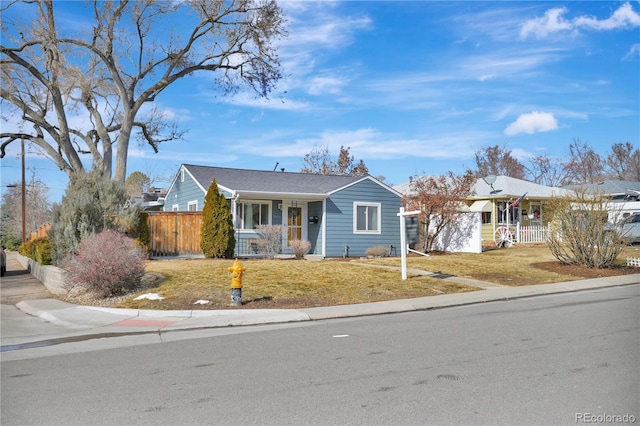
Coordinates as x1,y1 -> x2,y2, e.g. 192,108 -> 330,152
1,1 -> 639,202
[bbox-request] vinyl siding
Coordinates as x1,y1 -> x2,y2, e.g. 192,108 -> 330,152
308,201 -> 323,255
325,179 -> 401,257
164,171 -> 205,212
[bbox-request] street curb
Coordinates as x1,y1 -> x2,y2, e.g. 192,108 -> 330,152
298,275 -> 640,320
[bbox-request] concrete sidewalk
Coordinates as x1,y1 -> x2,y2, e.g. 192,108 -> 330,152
2,251 -> 640,348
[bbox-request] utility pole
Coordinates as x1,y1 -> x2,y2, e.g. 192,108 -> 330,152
21,138 -> 26,243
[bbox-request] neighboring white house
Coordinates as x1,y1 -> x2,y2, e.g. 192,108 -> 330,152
395,176 -> 573,252
564,180 -> 640,223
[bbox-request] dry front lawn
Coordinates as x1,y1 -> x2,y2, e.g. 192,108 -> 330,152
68,245 -> 638,311
120,259 -> 474,310
365,245 -> 640,286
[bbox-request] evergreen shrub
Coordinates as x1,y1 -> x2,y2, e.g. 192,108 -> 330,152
48,170 -> 139,263
17,238 -> 53,265
132,212 -> 151,255
200,179 -> 235,258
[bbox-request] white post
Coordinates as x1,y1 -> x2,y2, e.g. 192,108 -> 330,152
397,208 -> 421,281
399,207 -> 408,280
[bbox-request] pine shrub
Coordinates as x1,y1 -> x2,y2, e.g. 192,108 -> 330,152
132,212 -> 151,255
60,229 -> 146,297
48,170 -> 140,263
200,179 -> 235,258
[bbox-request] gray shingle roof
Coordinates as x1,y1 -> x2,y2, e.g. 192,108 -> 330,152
563,180 -> 640,196
184,164 -> 365,195
394,175 -> 572,198
471,176 -> 572,198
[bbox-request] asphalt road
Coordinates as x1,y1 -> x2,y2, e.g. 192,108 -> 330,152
1,284 -> 638,426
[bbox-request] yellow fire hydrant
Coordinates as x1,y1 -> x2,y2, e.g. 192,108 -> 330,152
228,258 -> 246,306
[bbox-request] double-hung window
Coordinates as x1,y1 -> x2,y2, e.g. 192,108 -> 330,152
237,202 -> 270,229
354,202 -> 381,234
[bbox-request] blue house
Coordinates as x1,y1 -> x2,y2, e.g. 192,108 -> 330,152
164,164 -> 402,258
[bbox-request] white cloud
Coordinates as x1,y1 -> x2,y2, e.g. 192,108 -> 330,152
307,76 -> 348,95
520,2 -> 640,39
623,43 -> 640,60
520,7 -> 573,39
574,3 -> 640,30
504,111 -> 558,136
230,128 -> 488,161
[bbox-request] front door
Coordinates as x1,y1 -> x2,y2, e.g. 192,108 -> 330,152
287,206 -> 302,244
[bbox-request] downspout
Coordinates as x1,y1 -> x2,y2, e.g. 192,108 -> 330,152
232,192 -> 240,256
322,199 -> 327,258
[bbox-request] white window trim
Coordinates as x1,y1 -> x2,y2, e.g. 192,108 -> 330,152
236,200 -> 271,231
187,200 -> 198,211
353,202 -> 381,234
172,204 -> 179,211
180,168 -> 185,182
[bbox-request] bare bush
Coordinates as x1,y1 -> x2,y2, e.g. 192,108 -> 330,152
60,229 -> 146,297
256,225 -> 284,259
547,191 -> 626,268
290,240 -> 311,259
366,245 -> 390,257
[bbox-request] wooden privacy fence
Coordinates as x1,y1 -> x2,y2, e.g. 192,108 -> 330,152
147,212 -> 203,257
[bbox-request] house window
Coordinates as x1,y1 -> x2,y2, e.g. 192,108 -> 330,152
481,212 -> 492,224
237,202 -> 269,229
188,201 -> 198,211
529,203 -> 542,225
172,204 -> 179,212
180,169 -> 185,182
354,202 -> 381,234
497,201 -> 519,224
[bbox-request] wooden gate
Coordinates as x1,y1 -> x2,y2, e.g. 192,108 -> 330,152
147,212 -> 202,257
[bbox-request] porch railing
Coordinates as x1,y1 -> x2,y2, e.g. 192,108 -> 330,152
516,223 -> 551,244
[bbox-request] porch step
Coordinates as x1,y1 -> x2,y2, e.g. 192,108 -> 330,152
304,255 -> 325,261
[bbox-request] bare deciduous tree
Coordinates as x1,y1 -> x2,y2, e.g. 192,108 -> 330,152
605,142 -> 640,181
525,154 -> 566,187
402,170 -> 476,253
0,170 -> 52,245
125,171 -> 152,198
301,145 -> 369,177
1,0 -> 286,183
561,139 -> 605,184
473,144 -> 525,179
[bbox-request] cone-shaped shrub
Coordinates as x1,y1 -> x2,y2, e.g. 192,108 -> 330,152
200,179 -> 235,258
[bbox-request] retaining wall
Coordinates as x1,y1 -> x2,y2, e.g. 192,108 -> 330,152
15,253 -> 67,295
